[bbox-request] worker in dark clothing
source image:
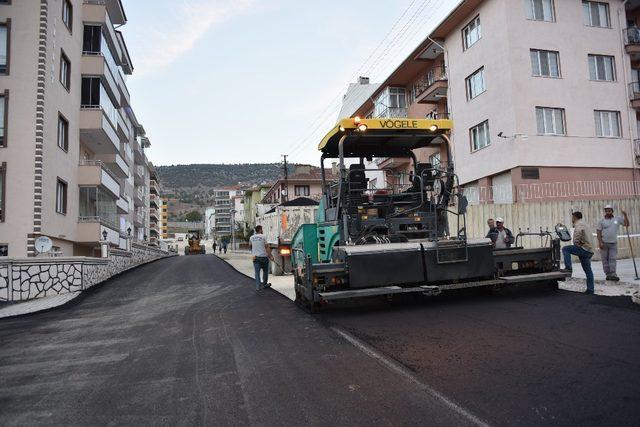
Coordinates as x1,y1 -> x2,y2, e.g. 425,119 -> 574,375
212,241 -> 217,253
486,217 -> 515,249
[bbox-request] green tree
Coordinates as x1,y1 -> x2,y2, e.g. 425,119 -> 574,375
185,210 -> 203,222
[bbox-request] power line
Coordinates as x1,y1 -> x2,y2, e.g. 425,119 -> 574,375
284,0 -> 426,158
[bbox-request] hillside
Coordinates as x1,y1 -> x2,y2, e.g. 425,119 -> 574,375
156,163 -> 290,206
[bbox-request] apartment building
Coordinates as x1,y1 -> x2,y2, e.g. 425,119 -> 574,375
0,0 -> 154,257
149,164 -> 160,246
261,167 -> 335,204
159,196 -> 168,239
205,187 -> 243,239
242,184 -> 271,235
345,0 -> 639,204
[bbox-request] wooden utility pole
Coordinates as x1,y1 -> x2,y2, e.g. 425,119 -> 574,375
282,155 -> 288,203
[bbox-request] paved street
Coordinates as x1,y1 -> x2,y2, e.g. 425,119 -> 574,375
1,255 -> 639,426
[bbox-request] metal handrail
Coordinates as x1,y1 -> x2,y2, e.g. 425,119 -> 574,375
414,65 -> 448,99
79,159 -> 121,184
374,107 -> 408,119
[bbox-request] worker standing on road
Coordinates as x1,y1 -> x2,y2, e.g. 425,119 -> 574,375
562,211 -> 595,294
596,205 -> 630,282
250,225 -> 273,291
213,241 -> 217,254
222,241 -> 228,254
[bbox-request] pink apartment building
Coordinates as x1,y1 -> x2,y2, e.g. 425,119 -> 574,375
343,0 -> 640,204
0,0 -> 154,257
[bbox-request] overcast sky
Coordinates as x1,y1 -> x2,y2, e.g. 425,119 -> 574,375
121,0 -> 458,166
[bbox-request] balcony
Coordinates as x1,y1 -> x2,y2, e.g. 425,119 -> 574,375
629,82 -> 640,109
150,208 -> 159,220
116,108 -> 131,142
134,211 -> 145,227
77,217 -> 120,245
116,195 -> 129,213
635,139 -> 640,166
414,65 -> 448,104
78,160 -> 121,198
81,53 -> 120,108
150,194 -> 159,208
134,187 -> 145,207
374,107 -> 408,119
624,27 -> 640,60
132,137 -> 144,163
134,164 -> 146,185
82,1 -> 124,61
80,108 -> 120,154
95,152 -> 128,178
150,179 -> 159,195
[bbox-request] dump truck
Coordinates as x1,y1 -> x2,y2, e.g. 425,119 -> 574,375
258,199 -> 318,275
184,230 -> 206,255
290,118 -> 568,311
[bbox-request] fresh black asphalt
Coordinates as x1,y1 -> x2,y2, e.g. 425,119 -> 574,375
0,255 -> 472,426
1,255 -> 638,426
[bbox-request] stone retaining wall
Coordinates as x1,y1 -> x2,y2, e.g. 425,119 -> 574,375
0,244 -> 173,302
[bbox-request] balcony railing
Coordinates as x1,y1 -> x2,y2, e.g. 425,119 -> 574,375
413,65 -> 448,99
635,139 -> 640,166
629,82 -> 640,100
624,27 -> 640,45
425,112 -> 451,120
374,107 -> 408,119
78,215 -> 118,230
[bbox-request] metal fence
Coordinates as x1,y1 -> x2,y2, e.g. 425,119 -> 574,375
464,181 -> 639,204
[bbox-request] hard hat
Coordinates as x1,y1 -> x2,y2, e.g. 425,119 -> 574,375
496,217 -> 504,223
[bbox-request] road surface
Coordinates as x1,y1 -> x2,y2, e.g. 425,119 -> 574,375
1,255 -> 639,426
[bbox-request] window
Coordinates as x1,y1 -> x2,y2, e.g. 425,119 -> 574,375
531,49 -> 560,77
470,120 -> 490,151
57,114 -> 68,151
0,162 -> 5,222
465,67 -> 486,100
60,50 -> 70,90
56,179 -> 67,214
0,93 -> 6,147
83,25 -> 101,53
0,21 -> 8,74
536,107 -> 566,135
521,167 -> 540,179
0,245 -> 7,257
525,0 -> 555,22
62,0 -> 73,32
429,152 -> 441,167
594,110 -> 621,137
583,1 -> 610,28
462,16 -> 481,50
294,185 -> 310,197
588,54 -> 615,81
373,87 -> 407,118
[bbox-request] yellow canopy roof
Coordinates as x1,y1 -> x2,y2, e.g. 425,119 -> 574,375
318,118 -> 452,157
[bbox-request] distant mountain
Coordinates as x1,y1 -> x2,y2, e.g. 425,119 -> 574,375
156,163 -> 291,206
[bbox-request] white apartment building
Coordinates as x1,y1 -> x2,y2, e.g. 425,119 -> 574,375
345,0 -> 640,204
0,0 -> 154,257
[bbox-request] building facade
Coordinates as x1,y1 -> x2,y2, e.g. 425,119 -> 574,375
346,0 -> 640,204
0,0 -> 154,257
261,167 -> 334,204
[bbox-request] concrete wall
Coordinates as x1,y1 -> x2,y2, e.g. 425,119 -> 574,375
0,244 -> 173,302
452,197 -> 640,260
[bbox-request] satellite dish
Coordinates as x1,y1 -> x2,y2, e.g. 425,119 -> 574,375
35,236 -> 53,254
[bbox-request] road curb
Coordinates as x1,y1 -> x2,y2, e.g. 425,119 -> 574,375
213,254 -> 293,301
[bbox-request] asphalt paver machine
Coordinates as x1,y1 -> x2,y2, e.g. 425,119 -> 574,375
185,230 -> 206,255
291,118 -> 568,311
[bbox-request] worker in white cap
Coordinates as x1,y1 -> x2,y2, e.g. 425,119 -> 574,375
486,217 -> 514,249
596,205 -> 629,281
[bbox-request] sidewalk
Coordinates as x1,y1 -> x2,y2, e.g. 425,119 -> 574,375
217,251 -> 296,300
562,258 -> 640,300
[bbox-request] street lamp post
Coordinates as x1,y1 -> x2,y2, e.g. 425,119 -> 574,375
230,209 -> 237,251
